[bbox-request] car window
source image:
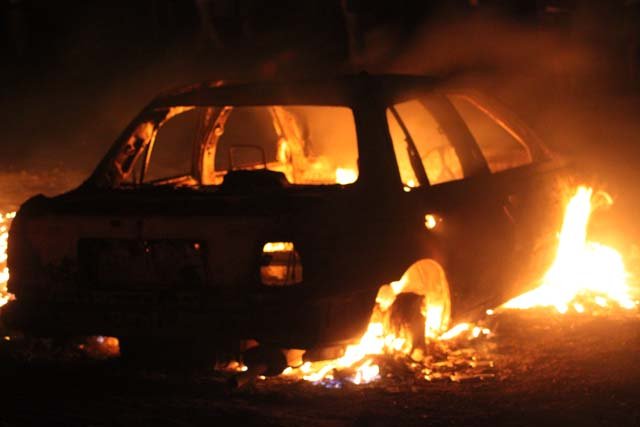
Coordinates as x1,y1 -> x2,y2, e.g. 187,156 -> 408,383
448,95 -> 532,173
386,99 -> 464,188
134,105 -> 359,187
143,108 -> 198,183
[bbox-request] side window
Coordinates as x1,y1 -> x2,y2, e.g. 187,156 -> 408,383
386,99 -> 464,187
124,105 -> 359,188
144,108 -> 199,183
448,95 -> 532,173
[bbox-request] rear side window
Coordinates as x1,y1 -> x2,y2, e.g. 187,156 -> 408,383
448,95 -> 532,173
386,99 -> 464,188
124,105 -> 359,187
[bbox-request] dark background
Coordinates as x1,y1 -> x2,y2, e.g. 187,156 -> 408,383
1,0 -> 640,213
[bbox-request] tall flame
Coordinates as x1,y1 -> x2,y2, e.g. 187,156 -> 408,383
502,186 -> 635,313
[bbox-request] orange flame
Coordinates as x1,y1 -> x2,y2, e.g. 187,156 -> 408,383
284,268 -> 455,385
0,212 -> 16,308
502,186 -> 636,313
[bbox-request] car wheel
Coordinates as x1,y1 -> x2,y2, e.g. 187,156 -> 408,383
387,259 -> 452,344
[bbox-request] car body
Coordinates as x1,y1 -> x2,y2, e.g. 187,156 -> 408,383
4,74 -> 567,356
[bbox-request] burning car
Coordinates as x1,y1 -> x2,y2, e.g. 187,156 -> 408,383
3,74 -> 567,369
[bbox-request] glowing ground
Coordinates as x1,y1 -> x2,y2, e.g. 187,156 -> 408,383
0,309 -> 639,426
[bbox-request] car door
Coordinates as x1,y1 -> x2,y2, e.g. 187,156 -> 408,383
384,93 -> 520,320
445,92 -> 568,302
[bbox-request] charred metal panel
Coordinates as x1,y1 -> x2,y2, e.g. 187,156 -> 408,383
78,239 -> 207,290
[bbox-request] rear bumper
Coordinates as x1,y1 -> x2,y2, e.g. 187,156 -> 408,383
2,287 -> 377,349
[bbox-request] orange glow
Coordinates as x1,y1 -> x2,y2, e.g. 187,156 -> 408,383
0,212 -> 16,308
261,241 -> 303,286
502,186 -> 636,313
84,336 -> 120,358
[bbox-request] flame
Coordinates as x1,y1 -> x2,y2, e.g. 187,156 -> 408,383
262,242 -> 294,253
424,214 -> 438,230
502,186 -> 636,313
335,168 -> 357,185
439,323 -> 471,340
0,212 -> 16,308
285,267 -> 453,385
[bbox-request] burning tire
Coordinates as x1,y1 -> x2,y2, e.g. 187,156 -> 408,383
377,259 -> 452,346
279,260 -> 453,384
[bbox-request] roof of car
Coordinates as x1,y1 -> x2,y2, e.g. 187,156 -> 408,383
150,74 -> 443,108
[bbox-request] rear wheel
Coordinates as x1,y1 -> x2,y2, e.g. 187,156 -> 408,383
382,259 -> 452,345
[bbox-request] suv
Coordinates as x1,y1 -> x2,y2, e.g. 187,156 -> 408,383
4,74 -> 566,363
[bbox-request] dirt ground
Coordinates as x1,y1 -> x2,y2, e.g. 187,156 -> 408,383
0,309 -> 639,427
